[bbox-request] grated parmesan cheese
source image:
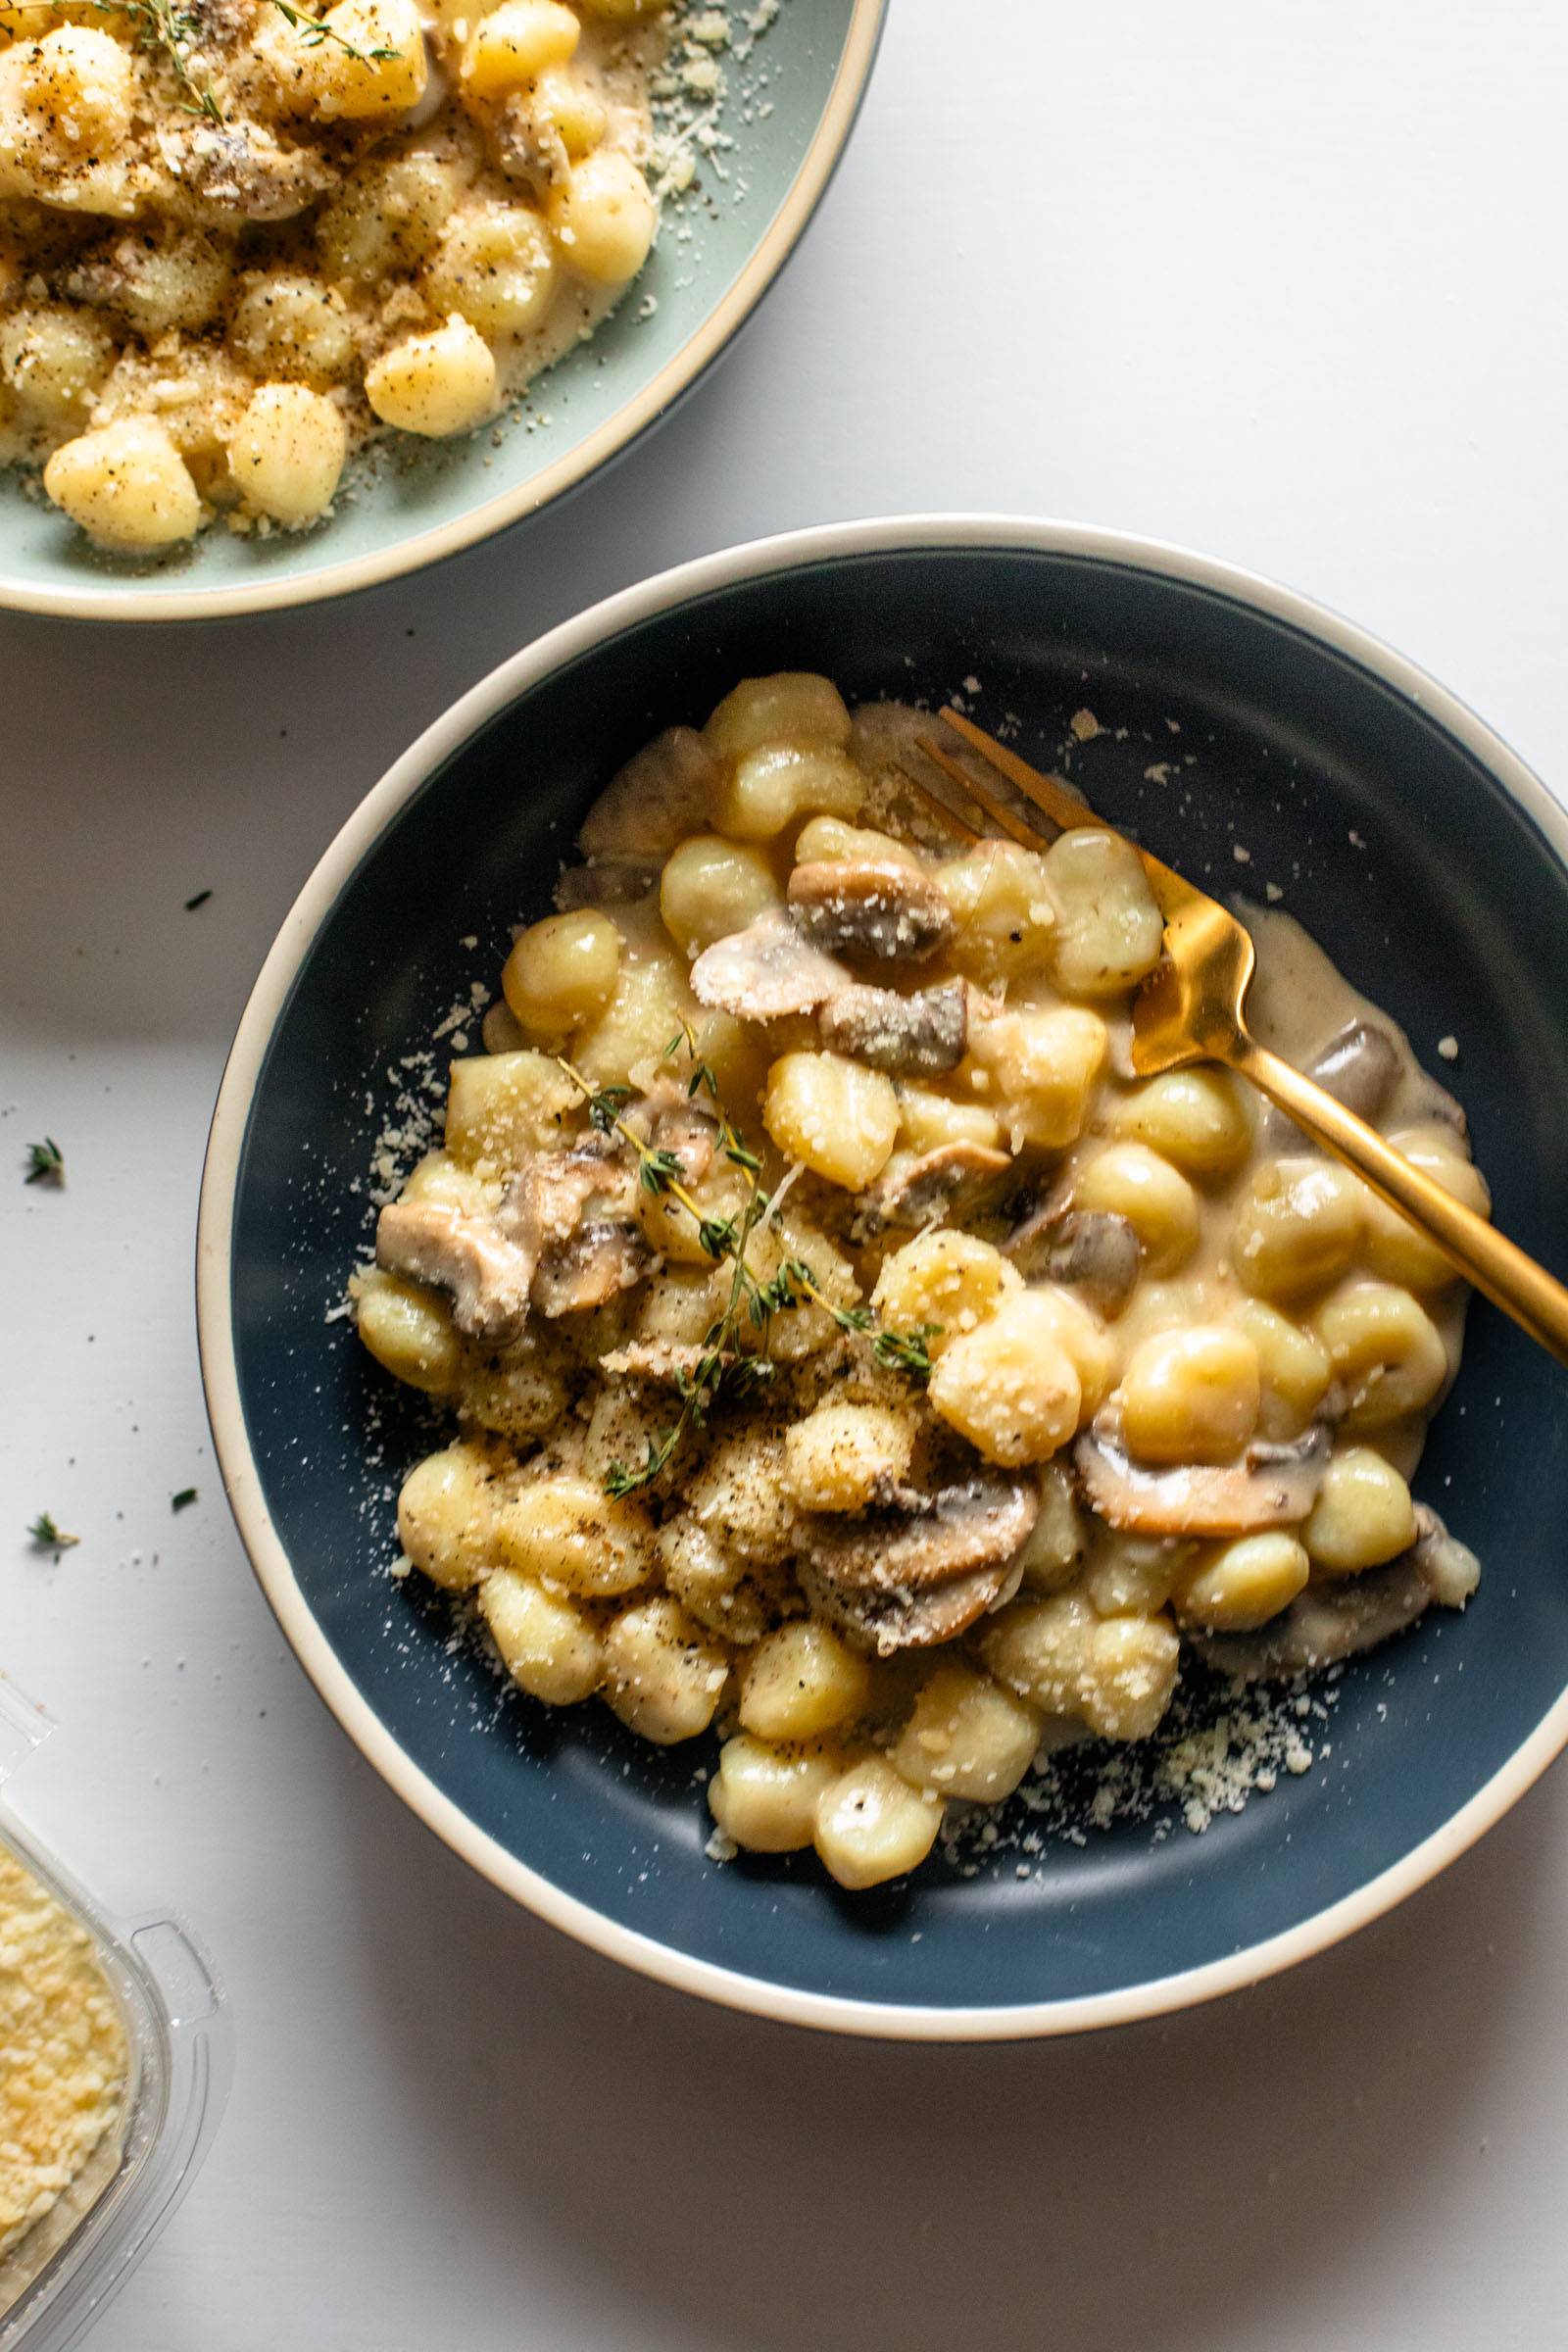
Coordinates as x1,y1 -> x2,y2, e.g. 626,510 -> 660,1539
0,1847 -> 126,2270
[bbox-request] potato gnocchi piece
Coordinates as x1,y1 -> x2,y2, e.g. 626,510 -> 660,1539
602,1596 -> 729,1744
445,1050 -> 580,1171
889,1665 -> 1041,1801
764,1050 -> 899,1191
1231,1158 -> 1365,1300
1300,1447 -> 1416,1575
480,1567 -> 603,1702
780,1403 -> 915,1514
710,1736 -> 845,1854
738,1621 -> 872,1740
870,1231 -> 1019,1357
354,1265 -> 464,1393
1112,1070 -> 1251,1180
812,1757 -> 943,1890
965,1003 -> 1108,1151
981,1594 -> 1181,1743
1044,828 -> 1164,998
1074,1143 -> 1200,1276
927,1292 -> 1085,1466
1117,1326 -> 1261,1467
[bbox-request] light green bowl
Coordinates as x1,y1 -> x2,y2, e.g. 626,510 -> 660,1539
0,0 -> 883,621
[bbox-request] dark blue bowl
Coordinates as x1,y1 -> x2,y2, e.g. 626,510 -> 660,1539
198,520 -> 1568,2036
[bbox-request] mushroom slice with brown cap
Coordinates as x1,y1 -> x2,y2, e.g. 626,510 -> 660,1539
1075,1423 -> 1331,1540
1262,1018 -> 1403,1147
1005,1204 -> 1142,1318
531,1219 -> 653,1317
818,978 -> 968,1074
799,1471 -> 1039,1655
578,726 -> 720,860
1196,1503 -> 1479,1680
852,1141 -> 1012,1240
689,906 -> 849,1021
508,1140 -> 651,1319
1309,1019 -> 1402,1124
166,122 -> 333,220
375,1198 -> 537,1347
787,858 -> 955,963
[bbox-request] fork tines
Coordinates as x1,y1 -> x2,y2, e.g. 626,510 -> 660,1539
898,708 -> 1097,851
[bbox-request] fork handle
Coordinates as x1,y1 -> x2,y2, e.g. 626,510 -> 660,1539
1232,1040 -> 1568,1367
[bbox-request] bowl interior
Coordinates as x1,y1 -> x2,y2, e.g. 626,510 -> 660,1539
223,543 -> 1568,2018
0,0 -> 869,616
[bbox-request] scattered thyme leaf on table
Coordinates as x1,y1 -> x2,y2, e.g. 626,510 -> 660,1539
172,1488 -> 199,1512
27,1514 -> 79,1552
24,1139 -> 65,1188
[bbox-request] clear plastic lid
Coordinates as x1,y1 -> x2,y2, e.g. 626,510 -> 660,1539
0,1676 -> 232,2352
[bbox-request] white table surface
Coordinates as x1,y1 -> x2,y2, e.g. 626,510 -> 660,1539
5,3 -> 1568,2345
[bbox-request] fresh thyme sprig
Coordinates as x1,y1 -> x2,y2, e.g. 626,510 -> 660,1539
556,1035 -> 939,1497
98,0 -> 225,121
24,1138 -> 65,1188
4,0 -> 397,124
265,0 -> 398,66
766,1255 -> 940,1380
27,1513 -> 78,1551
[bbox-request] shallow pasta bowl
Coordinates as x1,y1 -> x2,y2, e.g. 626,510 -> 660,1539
0,0 -> 883,623
197,516 -> 1568,2038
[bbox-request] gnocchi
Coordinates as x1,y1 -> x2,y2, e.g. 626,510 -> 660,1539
359,678 -> 1488,1891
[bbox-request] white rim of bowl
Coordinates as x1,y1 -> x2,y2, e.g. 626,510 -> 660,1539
197,513 -> 1568,2040
0,1 -> 885,625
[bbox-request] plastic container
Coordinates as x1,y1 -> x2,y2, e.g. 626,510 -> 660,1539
0,1677 -> 231,2352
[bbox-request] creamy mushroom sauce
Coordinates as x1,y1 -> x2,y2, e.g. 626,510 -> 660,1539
354,676 -> 1490,1890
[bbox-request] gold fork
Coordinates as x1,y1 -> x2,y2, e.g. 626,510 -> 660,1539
906,707 -> 1568,1367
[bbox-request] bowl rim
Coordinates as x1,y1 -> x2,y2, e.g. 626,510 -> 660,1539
197,512 -> 1568,2040
0,0 -> 886,626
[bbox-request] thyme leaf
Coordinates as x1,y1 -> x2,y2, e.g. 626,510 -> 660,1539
24,1138 -> 65,1188
266,0 -> 399,62
27,1513 -> 78,1551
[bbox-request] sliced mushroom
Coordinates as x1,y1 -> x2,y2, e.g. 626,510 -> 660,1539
851,1141 -> 1012,1240
639,1080 -> 719,1187
817,977 -> 968,1073
553,858 -> 661,912
1310,1018 -> 1402,1122
165,123 -> 332,220
1408,1501 -> 1482,1605
186,0 -> 254,44
531,1219 -> 653,1317
488,89 -> 567,190
1075,1423 -> 1332,1539
1263,1017 -> 1402,1146
1196,1503 -> 1480,1681
799,1471 -> 1040,1655
506,1138 -> 628,1254
579,725 -> 720,860
507,1140 -> 652,1318
787,858 -> 955,963
375,1198 -> 537,1347
689,906 -> 848,1021
1005,1204 -> 1142,1318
